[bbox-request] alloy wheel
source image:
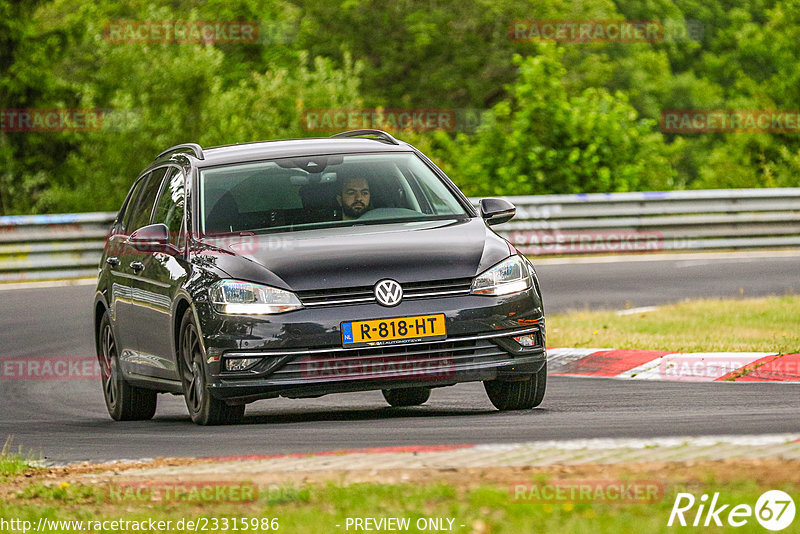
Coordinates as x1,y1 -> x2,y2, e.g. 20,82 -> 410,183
101,323 -> 118,408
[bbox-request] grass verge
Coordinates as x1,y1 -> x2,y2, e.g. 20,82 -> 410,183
0,461 -> 798,533
0,439 -> 35,479
547,296 -> 800,353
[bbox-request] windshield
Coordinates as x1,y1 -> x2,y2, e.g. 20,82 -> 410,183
199,153 -> 469,234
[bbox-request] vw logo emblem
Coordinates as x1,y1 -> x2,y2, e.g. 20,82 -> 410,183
374,279 -> 403,307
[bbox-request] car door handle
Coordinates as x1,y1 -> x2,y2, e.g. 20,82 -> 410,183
130,261 -> 145,273
106,257 -> 120,267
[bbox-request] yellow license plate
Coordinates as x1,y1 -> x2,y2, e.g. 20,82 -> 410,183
342,314 -> 447,347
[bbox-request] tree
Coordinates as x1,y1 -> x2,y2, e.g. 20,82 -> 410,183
435,49 -> 676,196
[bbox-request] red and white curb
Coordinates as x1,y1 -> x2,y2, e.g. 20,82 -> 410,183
547,348 -> 800,382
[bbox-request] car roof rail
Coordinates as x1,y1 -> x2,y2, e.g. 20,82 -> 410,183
155,143 -> 205,161
330,129 -> 399,145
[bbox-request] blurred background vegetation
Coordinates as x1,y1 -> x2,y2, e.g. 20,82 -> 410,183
1,0 -> 799,214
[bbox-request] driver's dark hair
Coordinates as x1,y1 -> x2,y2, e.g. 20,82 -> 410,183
339,175 -> 370,194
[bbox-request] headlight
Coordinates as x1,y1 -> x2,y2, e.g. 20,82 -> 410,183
471,255 -> 531,296
210,280 -> 303,314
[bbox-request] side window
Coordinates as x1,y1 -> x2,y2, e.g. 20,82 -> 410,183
152,168 -> 186,246
128,168 -> 169,232
114,194 -> 130,234
120,175 -> 148,234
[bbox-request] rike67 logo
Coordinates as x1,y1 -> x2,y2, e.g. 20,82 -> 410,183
669,490 -> 796,531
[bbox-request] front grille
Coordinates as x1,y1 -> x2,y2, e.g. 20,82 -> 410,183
270,338 -> 508,382
296,277 -> 473,307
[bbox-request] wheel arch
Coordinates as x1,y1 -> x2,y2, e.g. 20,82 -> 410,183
173,295 -> 192,370
93,294 -> 109,363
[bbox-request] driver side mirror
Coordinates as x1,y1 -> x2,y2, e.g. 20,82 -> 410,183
127,223 -> 174,253
479,198 -> 516,226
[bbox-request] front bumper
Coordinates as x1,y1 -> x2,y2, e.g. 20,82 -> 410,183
195,289 -> 546,403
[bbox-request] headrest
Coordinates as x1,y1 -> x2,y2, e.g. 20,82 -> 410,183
300,181 -> 340,209
206,192 -> 240,233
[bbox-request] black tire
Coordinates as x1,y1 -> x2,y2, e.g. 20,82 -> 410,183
484,362 -> 547,411
382,387 -> 431,407
97,311 -> 157,421
179,310 -> 244,425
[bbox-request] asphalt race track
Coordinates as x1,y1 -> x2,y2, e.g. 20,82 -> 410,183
538,251 -> 800,312
1,253 -> 798,463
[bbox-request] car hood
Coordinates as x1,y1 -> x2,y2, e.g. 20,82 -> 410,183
203,217 -> 511,291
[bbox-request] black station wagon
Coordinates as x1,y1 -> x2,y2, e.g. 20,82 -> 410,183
93,129 -> 547,425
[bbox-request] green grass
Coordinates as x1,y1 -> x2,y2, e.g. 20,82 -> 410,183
0,439 -> 35,479
0,478 -> 796,533
548,295 -> 800,353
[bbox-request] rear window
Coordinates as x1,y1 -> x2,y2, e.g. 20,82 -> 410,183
199,153 -> 468,234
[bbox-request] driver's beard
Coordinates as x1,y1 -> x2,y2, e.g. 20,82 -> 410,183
342,202 -> 372,219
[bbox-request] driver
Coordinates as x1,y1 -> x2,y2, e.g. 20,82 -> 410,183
337,176 -> 373,220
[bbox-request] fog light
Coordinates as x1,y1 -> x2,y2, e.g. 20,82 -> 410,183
513,334 -> 536,347
225,358 -> 261,371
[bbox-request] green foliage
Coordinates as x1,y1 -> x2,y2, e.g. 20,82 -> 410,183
2,0 -> 800,214
436,50 -> 676,196
0,0 -> 362,214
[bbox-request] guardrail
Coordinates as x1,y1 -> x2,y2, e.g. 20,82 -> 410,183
0,212 -> 114,282
1,188 -> 799,282
498,188 -> 800,255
